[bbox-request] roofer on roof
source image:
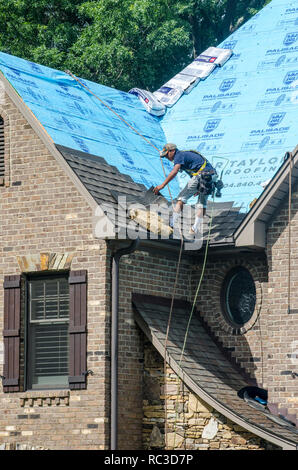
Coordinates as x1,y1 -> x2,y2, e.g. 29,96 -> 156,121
153,143 -> 218,234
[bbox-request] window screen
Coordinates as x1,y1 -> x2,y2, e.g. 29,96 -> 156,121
27,275 -> 69,389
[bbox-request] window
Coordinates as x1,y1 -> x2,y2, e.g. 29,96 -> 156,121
0,116 -> 4,184
3,270 -> 87,393
221,267 -> 256,328
26,274 -> 70,390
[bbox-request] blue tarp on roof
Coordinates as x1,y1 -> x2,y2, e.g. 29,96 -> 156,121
161,0 -> 298,210
0,51 -> 177,194
0,0 -> 297,211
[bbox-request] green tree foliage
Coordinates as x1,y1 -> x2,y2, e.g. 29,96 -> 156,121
0,0 -> 86,68
66,0 -> 191,91
0,0 -> 272,91
176,0 -> 272,58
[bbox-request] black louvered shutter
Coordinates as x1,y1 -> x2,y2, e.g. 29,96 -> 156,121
68,270 -> 87,390
0,117 -> 4,183
3,275 -> 21,392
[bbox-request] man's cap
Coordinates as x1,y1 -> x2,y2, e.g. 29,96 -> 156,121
160,143 -> 177,157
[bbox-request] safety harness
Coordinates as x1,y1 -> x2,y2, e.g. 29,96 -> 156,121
182,149 -> 207,176
191,159 -> 207,176
183,150 -> 224,197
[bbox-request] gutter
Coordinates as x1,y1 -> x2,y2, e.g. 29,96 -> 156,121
111,238 -> 140,450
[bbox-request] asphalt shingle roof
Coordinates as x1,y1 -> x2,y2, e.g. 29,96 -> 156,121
58,144 -> 245,245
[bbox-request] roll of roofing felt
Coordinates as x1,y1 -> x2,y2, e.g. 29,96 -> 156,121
153,86 -> 184,107
201,47 -> 233,66
165,73 -> 200,94
181,61 -> 216,80
128,88 -> 166,116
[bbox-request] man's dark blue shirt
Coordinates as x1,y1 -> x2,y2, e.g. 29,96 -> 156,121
173,150 -> 213,176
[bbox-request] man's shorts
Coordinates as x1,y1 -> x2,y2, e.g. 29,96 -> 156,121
177,173 -> 218,208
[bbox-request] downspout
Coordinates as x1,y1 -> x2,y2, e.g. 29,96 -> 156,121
111,238 -> 140,450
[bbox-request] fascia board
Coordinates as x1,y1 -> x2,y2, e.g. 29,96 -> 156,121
235,219 -> 266,249
235,146 -> 298,248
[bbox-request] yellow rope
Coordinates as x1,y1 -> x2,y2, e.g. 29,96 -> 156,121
172,196 -> 215,447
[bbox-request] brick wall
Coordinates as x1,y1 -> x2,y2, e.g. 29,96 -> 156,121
191,237 -> 297,421
266,184 -> 298,417
191,252 -> 268,382
0,92 -> 110,450
109,248 -> 192,449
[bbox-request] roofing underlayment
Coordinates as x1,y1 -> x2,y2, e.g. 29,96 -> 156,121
0,51 -> 172,193
161,0 -> 298,211
0,0 -> 297,213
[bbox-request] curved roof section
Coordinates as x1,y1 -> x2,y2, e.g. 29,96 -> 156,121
133,294 -> 298,450
160,0 -> 298,211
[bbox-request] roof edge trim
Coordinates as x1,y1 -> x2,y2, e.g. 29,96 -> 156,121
234,145 -> 298,249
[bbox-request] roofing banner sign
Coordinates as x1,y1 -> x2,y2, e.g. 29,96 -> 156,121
161,0 -> 298,211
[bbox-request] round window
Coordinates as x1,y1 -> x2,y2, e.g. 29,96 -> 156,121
221,267 -> 256,327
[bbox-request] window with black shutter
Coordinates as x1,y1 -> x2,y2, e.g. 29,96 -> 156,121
3,275 -> 21,392
2,270 -> 88,392
0,116 -> 4,184
26,274 -> 70,390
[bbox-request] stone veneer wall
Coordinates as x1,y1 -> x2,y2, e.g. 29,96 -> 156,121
143,341 -> 280,450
